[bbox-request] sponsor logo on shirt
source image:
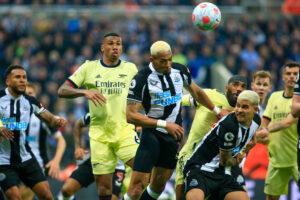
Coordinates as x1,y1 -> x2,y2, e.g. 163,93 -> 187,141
153,91 -> 182,106
1,117 -> 28,130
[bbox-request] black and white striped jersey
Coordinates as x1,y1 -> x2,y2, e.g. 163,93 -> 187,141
27,113 -> 61,168
0,88 -> 45,165
183,113 -> 261,177
127,62 -> 192,133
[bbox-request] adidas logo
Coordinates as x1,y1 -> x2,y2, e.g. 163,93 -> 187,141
95,74 -> 101,78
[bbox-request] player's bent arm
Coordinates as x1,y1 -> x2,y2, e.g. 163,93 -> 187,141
268,113 -> 298,133
58,81 -> 106,106
184,82 -> 214,111
38,110 -> 67,128
127,100 -> 161,127
58,81 -> 87,98
292,94 -> 300,117
219,150 -> 237,166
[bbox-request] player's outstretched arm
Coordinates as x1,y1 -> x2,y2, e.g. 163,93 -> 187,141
185,82 -> 230,118
127,100 -> 184,140
58,81 -> 107,107
74,118 -> 89,160
46,134 -> 66,179
38,110 -> 67,128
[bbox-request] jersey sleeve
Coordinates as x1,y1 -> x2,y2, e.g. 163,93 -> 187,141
25,95 -> 46,116
67,61 -> 88,88
180,65 -> 192,87
294,73 -> 300,95
181,94 -> 197,107
127,73 -> 146,102
217,117 -> 238,151
262,93 -> 274,121
81,112 -> 90,126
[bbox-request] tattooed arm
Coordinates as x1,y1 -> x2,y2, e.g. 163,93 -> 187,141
58,81 -> 106,107
38,110 -> 67,128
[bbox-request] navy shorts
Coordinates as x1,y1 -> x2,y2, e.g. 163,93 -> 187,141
133,128 -> 180,173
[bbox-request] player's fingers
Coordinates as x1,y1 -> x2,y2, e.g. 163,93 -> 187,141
96,93 -> 107,103
90,98 -> 99,107
84,150 -> 89,154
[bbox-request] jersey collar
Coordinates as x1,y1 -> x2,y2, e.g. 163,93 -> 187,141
149,62 -> 165,76
5,88 -> 22,100
100,59 -> 121,68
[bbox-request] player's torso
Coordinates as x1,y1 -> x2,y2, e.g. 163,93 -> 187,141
266,91 -> 298,166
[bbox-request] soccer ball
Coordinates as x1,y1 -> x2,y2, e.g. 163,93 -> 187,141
192,2 -> 221,31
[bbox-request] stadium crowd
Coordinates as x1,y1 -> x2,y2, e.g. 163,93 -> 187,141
0,7 -> 299,164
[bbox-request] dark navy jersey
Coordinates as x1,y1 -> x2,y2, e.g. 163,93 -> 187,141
127,62 -> 192,133
183,113 -> 261,176
0,88 -> 45,165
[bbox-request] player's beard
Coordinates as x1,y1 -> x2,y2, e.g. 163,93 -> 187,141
226,89 -> 238,107
12,86 -> 25,95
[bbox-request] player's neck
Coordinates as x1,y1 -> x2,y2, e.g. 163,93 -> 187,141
284,87 -> 294,97
8,87 -> 22,98
102,57 -> 120,66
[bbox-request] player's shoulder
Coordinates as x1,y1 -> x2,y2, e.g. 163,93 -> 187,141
121,60 -> 137,68
219,113 -> 238,129
172,62 -> 189,72
23,94 -> 40,107
269,90 -> 283,98
136,66 -> 152,78
253,113 -> 261,125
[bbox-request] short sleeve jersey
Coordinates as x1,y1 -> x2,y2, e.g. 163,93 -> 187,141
263,91 -> 298,167
183,113 -> 261,177
67,60 -> 138,141
0,88 -> 46,165
127,62 -> 191,133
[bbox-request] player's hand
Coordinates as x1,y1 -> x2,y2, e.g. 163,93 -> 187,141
54,117 -> 67,128
0,127 -> 14,142
84,90 -> 107,107
217,108 -> 233,119
234,152 -> 245,165
256,128 -> 270,144
243,137 -> 256,154
166,122 -> 184,140
46,159 -> 60,179
75,147 -> 89,160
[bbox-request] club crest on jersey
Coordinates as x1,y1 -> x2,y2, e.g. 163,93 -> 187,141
23,105 -> 29,111
95,74 -> 101,79
174,74 -> 180,82
150,79 -> 158,86
118,74 -> 127,78
130,79 -> 136,89
224,132 -> 234,141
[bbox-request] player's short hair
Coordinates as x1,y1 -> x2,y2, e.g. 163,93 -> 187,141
150,41 -> 172,57
227,75 -> 247,86
281,62 -> 300,74
253,70 -> 272,83
26,82 -> 36,91
238,90 -> 259,106
5,64 -> 25,79
103,32 -> 120,39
